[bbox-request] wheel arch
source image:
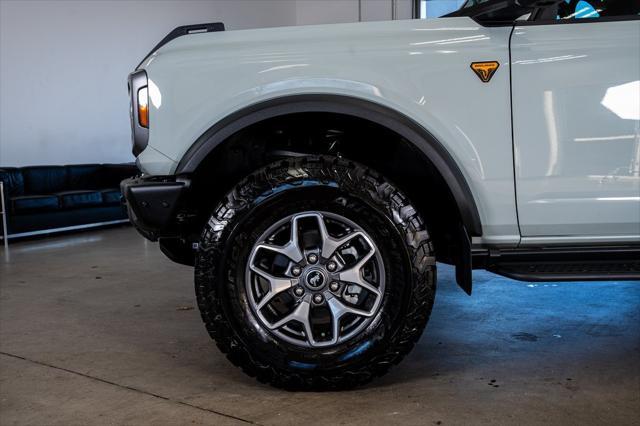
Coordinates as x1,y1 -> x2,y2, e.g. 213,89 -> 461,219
176,94 -> 482,238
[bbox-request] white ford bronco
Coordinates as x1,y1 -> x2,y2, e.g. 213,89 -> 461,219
122,0 -> 640,389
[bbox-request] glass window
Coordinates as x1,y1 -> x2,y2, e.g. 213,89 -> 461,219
555,0 -> 640,20
418,0 -> 467,18
416,0 -> 639,22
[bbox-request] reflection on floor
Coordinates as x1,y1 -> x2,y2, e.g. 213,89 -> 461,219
1,227 -> 639,425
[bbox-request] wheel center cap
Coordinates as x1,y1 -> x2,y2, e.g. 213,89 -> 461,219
304,268 -> 326,289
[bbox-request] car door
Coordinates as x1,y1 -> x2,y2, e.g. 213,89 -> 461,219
510,0 -> 640,243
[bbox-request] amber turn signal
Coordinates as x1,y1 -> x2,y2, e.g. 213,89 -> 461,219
137,86 -> 149,128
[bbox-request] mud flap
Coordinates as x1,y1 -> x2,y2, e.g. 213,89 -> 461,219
455,223 -> 472,295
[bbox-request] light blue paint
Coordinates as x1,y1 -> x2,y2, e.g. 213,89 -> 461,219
339,340 -> 373,362
574,1 -> 600,18
288,360 -> 317,370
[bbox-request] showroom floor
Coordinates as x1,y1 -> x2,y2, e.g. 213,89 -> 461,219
0,227 -> 638,425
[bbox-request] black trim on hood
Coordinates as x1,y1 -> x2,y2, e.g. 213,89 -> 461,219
136,22 -> 225,69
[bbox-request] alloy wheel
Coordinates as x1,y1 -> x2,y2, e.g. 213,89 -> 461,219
245,211 -> 385,348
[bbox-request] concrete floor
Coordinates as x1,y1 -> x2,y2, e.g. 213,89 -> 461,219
0,226 -> 638,426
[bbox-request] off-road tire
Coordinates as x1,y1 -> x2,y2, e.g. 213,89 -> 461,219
195,156 -> 436,390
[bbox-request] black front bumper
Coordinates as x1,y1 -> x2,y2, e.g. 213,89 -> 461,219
121,175 -> 190,241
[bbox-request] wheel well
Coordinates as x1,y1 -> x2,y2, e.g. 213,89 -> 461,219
181,112 -> 468,266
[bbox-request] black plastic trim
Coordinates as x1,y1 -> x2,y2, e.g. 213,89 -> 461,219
474,245 -> 640,282
128,70 -> 149,157
456,223 -> 473,295
175,94 -> 483,237
443,0 -> 533,27
136,22 -> 225,70
440,0 -> 639,27
492,268 -> 640,282
159,238 -> 196,266
517,14 -> 640,25
121,176 -> 190,241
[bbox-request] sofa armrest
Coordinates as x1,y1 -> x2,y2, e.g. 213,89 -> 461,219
0,168 -> 11,189
0,179 -> 9,228
0,167 -> 25,196
0,169 -> 12,217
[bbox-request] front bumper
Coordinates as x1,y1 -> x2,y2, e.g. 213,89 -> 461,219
121,175 -> 190,241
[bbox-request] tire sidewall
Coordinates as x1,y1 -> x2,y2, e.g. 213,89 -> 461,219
222,184 -> 409,371
195,157 -> 436,387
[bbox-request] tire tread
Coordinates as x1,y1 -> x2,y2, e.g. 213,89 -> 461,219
195,156 -> 435,390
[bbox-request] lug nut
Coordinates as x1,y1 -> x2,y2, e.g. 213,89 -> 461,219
329,281 -> 340,292
326,261 -> 337,272
307,253 -> 318,264
294,286 -> 305,297
291,266 -> 302,276
312,293 -> 324,304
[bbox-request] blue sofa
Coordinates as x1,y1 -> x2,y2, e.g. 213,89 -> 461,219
0,164 -> 137,238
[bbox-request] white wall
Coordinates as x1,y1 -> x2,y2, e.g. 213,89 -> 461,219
0,0 -> 296,167
295,0 -> 413,25
0,0 -> 413,168
296,0 -> 359,25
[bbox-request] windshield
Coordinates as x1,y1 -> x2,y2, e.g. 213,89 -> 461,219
449,0 -> 640,21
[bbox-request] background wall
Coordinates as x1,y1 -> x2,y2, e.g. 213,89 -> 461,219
295,0 -> 413,25
0,0 -> 296,167
0,0 -> 415,167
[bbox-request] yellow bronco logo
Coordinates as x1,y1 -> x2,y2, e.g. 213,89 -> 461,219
470,61 -> 500,83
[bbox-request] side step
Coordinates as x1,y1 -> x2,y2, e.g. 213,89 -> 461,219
477,246 -> 640,282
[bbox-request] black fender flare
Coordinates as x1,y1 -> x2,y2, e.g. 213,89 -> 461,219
175,94 -> 482,237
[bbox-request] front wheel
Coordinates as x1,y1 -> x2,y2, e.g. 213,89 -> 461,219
195,156 -> 436,390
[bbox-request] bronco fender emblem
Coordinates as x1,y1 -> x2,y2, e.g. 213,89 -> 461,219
470,61 -> 499,83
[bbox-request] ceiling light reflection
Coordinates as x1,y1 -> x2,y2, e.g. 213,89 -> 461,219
601,81 -> 640,120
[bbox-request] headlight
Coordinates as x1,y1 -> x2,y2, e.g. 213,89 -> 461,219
137,86 -> 149,128
128,70 -> 149,156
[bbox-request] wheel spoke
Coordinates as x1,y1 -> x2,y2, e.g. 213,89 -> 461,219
287,215 -> 305,263
255,242 -> 303,264
249,264 -> 294,309
327,296 -> 375,343
246,210 -> 385,348
337,249 -> 380,295
254,214 -> 303,263
313,213 -> 365,259
322,230 -> 366,260
268,299 -> 316,345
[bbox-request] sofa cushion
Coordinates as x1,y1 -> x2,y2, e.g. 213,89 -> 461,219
100,188 -> 122,205
22,166 -> 67,195
56,190 -> 103,209
66,164 -> 102,190
11,195 -> 60,213
0,168 -> 25,196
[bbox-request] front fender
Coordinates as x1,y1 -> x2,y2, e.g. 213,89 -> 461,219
175,93 -> 483,238
141,17 -> 520,245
